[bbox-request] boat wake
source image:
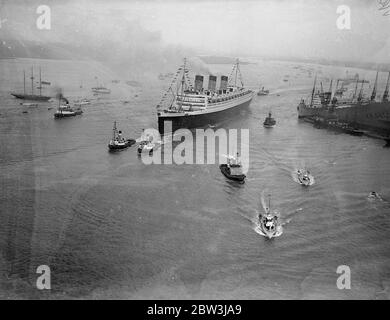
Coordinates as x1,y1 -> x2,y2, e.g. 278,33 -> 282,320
292,169 -> 315,186
253,222 -> 283,238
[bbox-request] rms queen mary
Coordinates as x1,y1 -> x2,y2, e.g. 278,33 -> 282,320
157,58 -> 254,133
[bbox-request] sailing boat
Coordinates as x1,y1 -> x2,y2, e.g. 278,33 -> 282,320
11,67 -> 51,101
92,77 -> 111,94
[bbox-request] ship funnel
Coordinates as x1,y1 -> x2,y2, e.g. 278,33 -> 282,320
220,76 -> 228,91
208,75 -> 217,91
194,75 -> 204,92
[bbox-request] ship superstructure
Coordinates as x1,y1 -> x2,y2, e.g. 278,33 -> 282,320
297,71 -> 390,134
157,58 -> 254,133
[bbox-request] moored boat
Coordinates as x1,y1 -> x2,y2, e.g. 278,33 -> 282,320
297,72 -> 390,136
91,86 -> 111,94
11,67 -> 51,101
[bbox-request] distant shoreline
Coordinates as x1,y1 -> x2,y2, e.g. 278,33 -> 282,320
198,55 -> 390,72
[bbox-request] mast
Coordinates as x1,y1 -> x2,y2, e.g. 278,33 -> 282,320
23,70 -> 26,95
371,71 -> 379,101
178,58 -> 186,111
328,79 -> 333,93
234,58 -> 239,87
358,79 -> 364,102
39,67 -> 42,96
31,66 -> 34,95
268,194 -> 271,212
353,78 -> 359,101
113,121 -> 117,141
383,71 -> 390,102
328,79 -> 333,103
310,74 -> 317,106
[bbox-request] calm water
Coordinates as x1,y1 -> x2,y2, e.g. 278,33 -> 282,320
0,58 -> 389,299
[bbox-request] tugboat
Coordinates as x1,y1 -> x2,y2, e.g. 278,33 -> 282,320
296,169 -> 313,186
108,121 -> 135,151
257,86 -> 270,96
258,195 -> 282,239
219,153 -> 246,183
54,95 -> 78,118
263,112 -> 276,128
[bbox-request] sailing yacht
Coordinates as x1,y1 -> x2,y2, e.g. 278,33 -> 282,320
11,67 -> 51,101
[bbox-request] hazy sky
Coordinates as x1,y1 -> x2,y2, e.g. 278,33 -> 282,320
1,0 -> 389,63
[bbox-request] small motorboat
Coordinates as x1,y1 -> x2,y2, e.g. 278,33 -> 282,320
368,191 -> 382,201
257,86 -> 269,96
108,121 -> 135,151
258,212 -> 280,239
137,129 -> 160,154
137,140 -> 156,154
219,153 -> 246,183
258,195 -> 282,239
297,169 -> 313,186
263,112 -> 276,128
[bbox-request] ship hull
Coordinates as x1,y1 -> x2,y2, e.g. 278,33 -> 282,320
298,101 -> 390,134
11,93 -> 51,101
158,97 -> 253,133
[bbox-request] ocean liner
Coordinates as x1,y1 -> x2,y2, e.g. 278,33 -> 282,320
297,71 -> 390,135
157,58 -> 254,134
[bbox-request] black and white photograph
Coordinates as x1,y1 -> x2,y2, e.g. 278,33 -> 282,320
0,0 -> 389,304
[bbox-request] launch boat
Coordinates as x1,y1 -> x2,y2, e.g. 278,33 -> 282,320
11,67 -> 51,101
157,58 -> 254,134
297,72 -> 390,135
258,195 -> 281,239
296,169 -> 313,187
